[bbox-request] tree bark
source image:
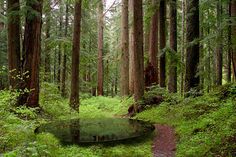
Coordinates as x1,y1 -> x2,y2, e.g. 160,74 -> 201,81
181,0 -> 186,94
120,0 -> 129,96
70,0 -> 82,111
168,0 -> 177,93
148,0 -> 159,85
184,0 -> 200,92
44,0 -> 51,82
97,0 -> 104,96
159,0 -> 166,87
7,0 -> 21,89
231,0 -> 236,80
61,4 -> 69,97
129,0 -> 134,94
227,0 -> 232,82
133,0 -> 144,101
215,0 -> 223,86
20,0 -> 43,107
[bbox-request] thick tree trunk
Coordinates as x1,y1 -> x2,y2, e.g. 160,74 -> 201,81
184,0 -> 200,92
20,0 -> 43,107
129,0 -> 134,94
44,0 -> 51,82
133,0 -> 144,101
148,0 -> 159,85
61,4 -> 69,97
168,0 -> 177,93
215,0 -> 223,86
227,0 -> 232,82
7,0 -> 21,89
120,0 -> 129,96
70,0 -> 82,111
97,0 -> 104,96
231,0 -> 236,80
181,0 -> 186,94
159,0 -> 166,87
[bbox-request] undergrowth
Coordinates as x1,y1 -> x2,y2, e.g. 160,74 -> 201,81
0,83 -> 236,157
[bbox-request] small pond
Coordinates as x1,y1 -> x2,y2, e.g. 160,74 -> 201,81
35,118 -> 154,144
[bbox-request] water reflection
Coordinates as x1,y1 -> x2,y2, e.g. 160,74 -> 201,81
35,118 -> 154,144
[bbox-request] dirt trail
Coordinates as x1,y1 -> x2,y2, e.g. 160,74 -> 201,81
152,124 -> 176,157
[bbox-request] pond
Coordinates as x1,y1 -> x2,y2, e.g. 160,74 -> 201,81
35,118 -> 154,145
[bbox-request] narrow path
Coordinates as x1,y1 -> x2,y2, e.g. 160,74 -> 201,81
152,124 -> 176,157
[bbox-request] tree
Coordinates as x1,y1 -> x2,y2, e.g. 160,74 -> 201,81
148,0 -> 159,85
185,0 -> 200,92
232,0 -> 236,80
70,0 -> 82,111
133,0 -> 144,101
168,0 -> 177,93
20,0 -> 43,107
120,0 -> 129,96
159,0 -> 166,87
7,0 -> 21,89
227,0 -> 232,82
44,0 -> 51,82
129,0 -> 134,94
97,0 -> 104,96
215,0 -> 223,85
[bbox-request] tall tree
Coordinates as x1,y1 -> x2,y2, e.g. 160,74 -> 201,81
148,0 -> 159,85
129,0 -> 134,94
168,0 -> 177,92
120,0 -> 129,96
227,0 -> 232,82
232,0 -> 236,79
44,0 -> 51,82
133,0 -> 144,101
70,0 -> 82,111
159,0 -> 166,87
61,4 -> 69,97
185,0 -> 200,92
215,0 -> 223,85
181,0 -> 186,94
97,0 -> 104,96
7,0 -> 21,89
20,0 -> 43,107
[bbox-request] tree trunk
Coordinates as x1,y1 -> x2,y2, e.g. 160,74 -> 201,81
159,0 -> 166,87
231,0 -> 236,80
227,0 -> 232,82
20,0 -> 43,107
70,0 -> 82,111
44,0 -> 51,82
184,0 -> 200,92
97,0 -> 104,96
168,0 -> 177,93
181,0 -> 186,94
61,4 -> 69,97
7,0 -> 21,89
129,0 -> 134,94
148,0 -> 159,85
120,0 -> 129,96
215,0 -> 223,86
133,0 -> 144,101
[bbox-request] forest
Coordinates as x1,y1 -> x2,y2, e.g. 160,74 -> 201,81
0,0 -> 236,156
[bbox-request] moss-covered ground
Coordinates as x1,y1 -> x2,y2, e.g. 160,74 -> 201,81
0,83 -> 236,157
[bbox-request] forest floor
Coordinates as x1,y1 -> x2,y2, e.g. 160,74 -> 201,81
0,83 -> 236,157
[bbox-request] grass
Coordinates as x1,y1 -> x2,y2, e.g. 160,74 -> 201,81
0,83 -> 236,157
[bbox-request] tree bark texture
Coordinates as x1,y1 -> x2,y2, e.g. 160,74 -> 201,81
184,0 -> 200,92
129,0 -> 134,94
148,0 -> 159,85
20,0 -> 43,107
70,0 -> 82,111
168,0 -> 177,93
120,0 -> 129,96
7,0 -> 21,89
159,0 -> 166,87
97,0 -> 104,96
133,0 -> 144,101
